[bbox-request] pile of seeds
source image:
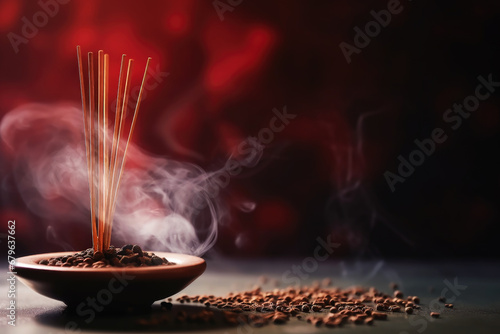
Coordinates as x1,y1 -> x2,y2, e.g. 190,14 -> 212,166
37,245 -> 174,268
169,283 -> 434,328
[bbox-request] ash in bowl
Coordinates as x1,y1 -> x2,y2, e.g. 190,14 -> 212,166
37,245 -> 175,268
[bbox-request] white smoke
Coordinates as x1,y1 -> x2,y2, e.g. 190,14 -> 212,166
0,103 -> 225,256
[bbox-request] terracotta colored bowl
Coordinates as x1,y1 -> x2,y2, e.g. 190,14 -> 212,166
14,251 -> 206,310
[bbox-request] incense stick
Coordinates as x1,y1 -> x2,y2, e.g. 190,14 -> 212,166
88,51 -> 98,251
105,57 -> 151,250
103,53 -> 109,249
76,46 -> 97,250
97,50 -> 104,253
76,46 -> 150,252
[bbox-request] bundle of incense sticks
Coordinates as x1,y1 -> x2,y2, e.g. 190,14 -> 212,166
76,46 -> 151,252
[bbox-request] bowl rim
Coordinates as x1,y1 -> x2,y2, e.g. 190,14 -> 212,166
14,251 -> 205,273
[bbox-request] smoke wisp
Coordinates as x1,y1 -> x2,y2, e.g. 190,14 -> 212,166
1,103 -> 224,255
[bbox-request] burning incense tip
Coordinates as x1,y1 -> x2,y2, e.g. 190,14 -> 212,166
76,45 -> 151,252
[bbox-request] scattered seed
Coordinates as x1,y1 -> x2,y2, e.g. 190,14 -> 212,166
312,318 -> 323,327
272,315 -> 287,324
349,315 -> 363,324
168,282 -> 442,329
160,301 -> 173,310
372,312 -> 387,320
151,256 -> 164,266
93,251 -> 104,261
311,305 -> 322,312
132,245 -> 143,256
394,290 -> 403,298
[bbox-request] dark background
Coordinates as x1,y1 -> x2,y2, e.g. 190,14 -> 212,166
1,0 -> 499,258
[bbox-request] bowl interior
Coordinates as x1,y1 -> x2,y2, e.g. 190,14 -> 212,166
14,251 -> 206,310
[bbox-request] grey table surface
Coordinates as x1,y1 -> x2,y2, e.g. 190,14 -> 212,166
1,259 -> 499,334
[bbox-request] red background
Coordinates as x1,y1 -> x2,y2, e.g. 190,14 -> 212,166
1,0 -> 499,258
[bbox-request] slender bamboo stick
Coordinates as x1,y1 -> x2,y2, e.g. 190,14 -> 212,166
102,53 -> 109,250
97,50 -> 104,251
106,54 -> 127,242
76,46 -> 97,250
88,51 -> 99,252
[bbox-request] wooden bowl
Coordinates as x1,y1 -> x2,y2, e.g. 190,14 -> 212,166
14,251 -> 206,311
